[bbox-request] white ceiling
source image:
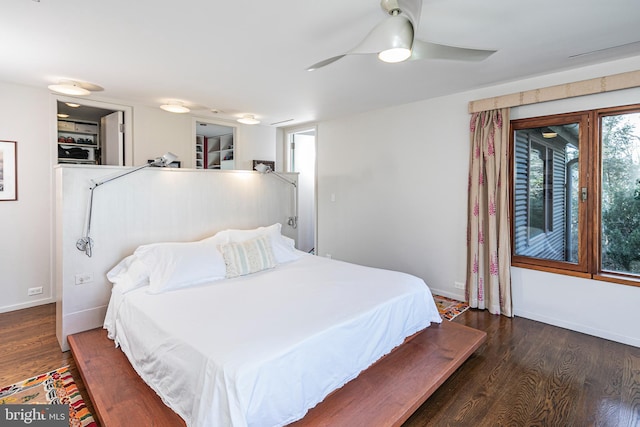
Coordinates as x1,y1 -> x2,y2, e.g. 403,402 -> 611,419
2,0 -> 639,127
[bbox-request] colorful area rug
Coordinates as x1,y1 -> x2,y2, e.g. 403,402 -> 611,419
434,294 -> 470,321
0,366 -> 97,427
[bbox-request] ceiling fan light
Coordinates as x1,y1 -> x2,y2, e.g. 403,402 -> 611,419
378,47 -> 412,63
237,114 -> 260,125
160,101 -> 190,113
48,81 -> 91,96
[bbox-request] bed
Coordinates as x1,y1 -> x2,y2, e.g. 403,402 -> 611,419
101,224 -> 444,427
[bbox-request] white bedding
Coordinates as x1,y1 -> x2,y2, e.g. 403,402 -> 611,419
104,253 -> 442,427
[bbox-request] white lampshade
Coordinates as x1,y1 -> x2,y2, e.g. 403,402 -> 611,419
254,163 -> 270,173
157,152 -> 178,166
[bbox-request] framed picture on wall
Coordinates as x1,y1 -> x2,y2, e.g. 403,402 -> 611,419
0,140 -> 17,201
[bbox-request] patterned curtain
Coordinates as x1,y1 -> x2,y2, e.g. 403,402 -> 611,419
466,108 -> 512,317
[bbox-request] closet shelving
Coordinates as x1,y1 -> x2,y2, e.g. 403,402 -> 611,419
57,120 -> 100,164
195,133 -> 234,169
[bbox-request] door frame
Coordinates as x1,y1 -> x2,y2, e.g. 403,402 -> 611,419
51,95 -> 133,166
283,124 -> 317,253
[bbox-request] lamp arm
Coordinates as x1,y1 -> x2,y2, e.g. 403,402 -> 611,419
270,170 -> 297,188
271,171 -> 298,229
91,163 -> 153,188
75,152 -> 177,257
76,185 -> 96,257
254,164 -> 298,229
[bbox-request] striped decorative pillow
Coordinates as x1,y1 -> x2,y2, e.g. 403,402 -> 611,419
220,235 -> 277,278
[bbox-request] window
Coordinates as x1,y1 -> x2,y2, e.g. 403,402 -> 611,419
510,104 -> 640,287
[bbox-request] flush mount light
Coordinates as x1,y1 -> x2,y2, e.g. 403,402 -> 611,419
65,102 -> 81,108
48,80 -> 91,96
160,101 -> 190,114
237,114 -> 260,125
57,113 -> 69,118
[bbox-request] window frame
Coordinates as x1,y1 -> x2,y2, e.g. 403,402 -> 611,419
511,112 -> 590,275
509,104 -> 640,288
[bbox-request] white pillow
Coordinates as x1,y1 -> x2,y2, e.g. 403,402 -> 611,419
219,235 -> 277,278
106,255 -> 149,293
219,223 -> 300,263
135,233 -> 227,294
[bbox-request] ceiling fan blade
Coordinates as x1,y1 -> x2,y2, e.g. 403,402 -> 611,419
410,39 -> 497,62
306,14 -> 413,70
350,14 -> 413,55
306,55 -> 347,71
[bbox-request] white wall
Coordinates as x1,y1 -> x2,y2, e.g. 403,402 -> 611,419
317,55 -> 640,347
0,81 -> 277,314
0,82 -> 53,312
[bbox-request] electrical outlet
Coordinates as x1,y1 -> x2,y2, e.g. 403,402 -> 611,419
75,273 -> 94,285
325,253 -> 332,259
28,286 -> 43,296
454,281 -> 465,290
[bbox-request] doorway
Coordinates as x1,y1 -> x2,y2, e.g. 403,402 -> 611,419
55,97 -> 132,166
194,120 -> 236,170
286,127 -> 316,253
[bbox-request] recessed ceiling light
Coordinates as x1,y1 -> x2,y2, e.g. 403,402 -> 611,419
237,114 -> 260,125
160,101 -> 190,114
48,80 -> 91,96
542,132 -> 558,138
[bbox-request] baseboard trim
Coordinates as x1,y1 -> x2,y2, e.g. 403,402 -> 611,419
429,288 -> 465,301
0,297 -> 54,314
514,309 -> 640,348
58,305 -> 108,352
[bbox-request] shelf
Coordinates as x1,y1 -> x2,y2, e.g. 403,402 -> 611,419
196,133 -> 234,170
58,119 -> 100,165
58,142 -> 98,148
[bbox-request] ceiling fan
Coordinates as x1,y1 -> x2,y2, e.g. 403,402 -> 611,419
307,0 -> 496,71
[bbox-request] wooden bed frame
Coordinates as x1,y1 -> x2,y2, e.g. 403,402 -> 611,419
69,320 -> 485,426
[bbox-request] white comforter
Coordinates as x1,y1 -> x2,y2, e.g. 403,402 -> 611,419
104,253 -> 442,427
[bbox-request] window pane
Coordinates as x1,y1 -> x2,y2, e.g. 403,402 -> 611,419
529,142 -> 545,238
513,124 -> 580,262
600,112 -> 640,275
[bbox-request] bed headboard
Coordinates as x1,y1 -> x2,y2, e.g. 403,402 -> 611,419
54,165 -> 298,350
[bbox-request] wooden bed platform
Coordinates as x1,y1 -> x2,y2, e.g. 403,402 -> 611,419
69,320 -> 486,427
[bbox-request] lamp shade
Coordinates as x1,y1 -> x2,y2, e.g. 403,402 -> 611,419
155,152 -> 178,166
351,14 -> 414,63
254,163 -> 270,173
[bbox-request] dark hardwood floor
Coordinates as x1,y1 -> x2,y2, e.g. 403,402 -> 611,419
0,303 -> 98,425
404,309 -> 640,427
1,303 -> 638,426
